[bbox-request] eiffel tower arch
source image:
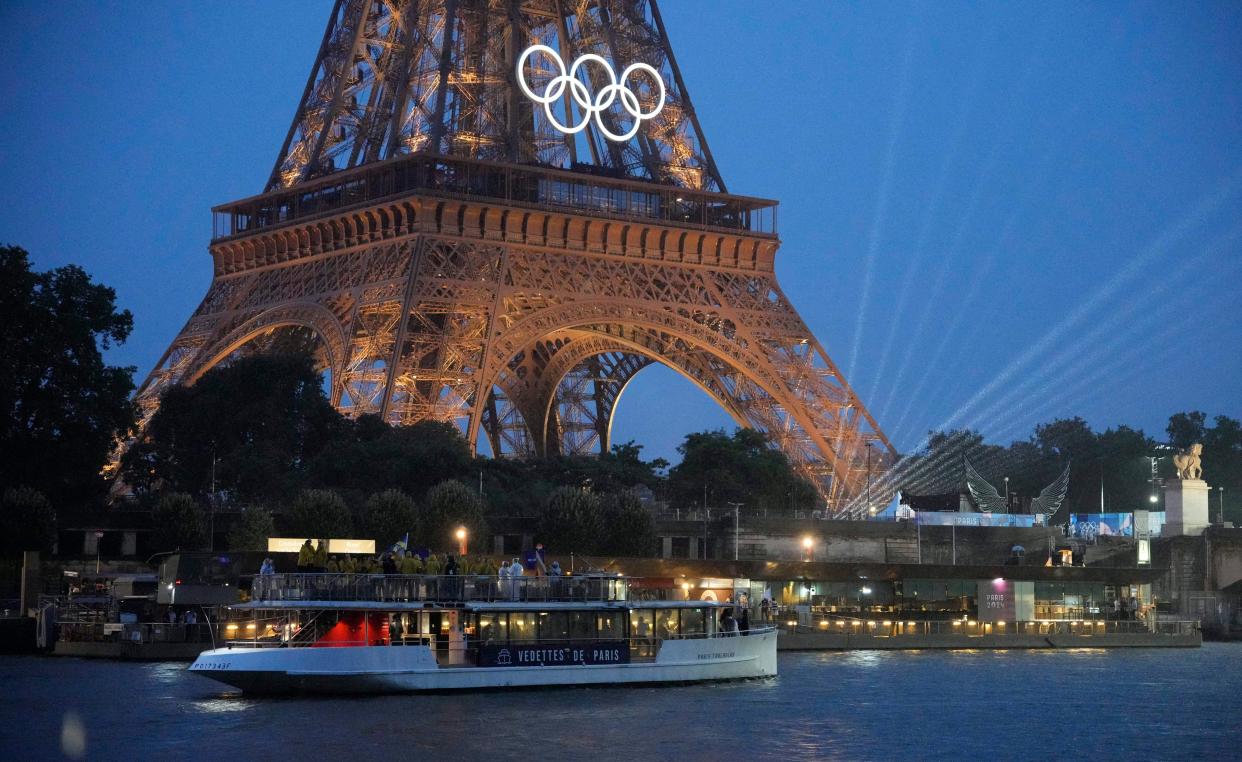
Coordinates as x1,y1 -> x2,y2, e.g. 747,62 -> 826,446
132,0 -> 895,516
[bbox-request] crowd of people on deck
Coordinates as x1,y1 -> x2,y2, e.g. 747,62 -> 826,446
260,540 -> 767,636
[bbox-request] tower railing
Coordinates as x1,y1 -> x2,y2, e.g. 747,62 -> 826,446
212,152 -> 777,242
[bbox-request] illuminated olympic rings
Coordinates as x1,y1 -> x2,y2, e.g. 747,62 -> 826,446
516,44 -> 666,142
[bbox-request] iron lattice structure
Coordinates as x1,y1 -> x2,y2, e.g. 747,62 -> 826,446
132,0 -> 895,516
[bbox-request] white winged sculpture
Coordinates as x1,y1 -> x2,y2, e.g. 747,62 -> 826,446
964,457 -> 1071,517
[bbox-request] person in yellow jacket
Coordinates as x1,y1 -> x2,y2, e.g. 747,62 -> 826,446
313,540 -> 328,571
400,554 -> 420,575
341,555 -> 357,574
326,556 -> 340,573
297,539 -> 315,570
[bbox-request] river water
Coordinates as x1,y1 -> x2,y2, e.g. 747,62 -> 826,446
2,646 -> 1239,760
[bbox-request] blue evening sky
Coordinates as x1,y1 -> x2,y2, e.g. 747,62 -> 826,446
2,2 -> 1239,466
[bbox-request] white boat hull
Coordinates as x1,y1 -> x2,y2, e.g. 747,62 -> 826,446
189,632 -> 777,694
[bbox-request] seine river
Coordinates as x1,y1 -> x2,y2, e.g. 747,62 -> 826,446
3,646 -> 1239,760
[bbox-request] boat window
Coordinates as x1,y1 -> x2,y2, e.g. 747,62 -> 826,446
568,611 -> 593,641
510,613 -> 534,642
630,609 -> 655,639
478,613 -> 507,644
537,612 -> 569,641
659,610 -> 680,639
596,612 -> 623,640
681,608 -> 706,636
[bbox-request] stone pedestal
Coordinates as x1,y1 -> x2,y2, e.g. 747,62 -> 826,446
1164,479 -> 1211,536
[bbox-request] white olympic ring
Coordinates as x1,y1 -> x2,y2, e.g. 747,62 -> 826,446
516,44 -> 666,142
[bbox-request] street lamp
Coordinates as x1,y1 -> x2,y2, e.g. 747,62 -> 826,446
1219,487 -> 1226,525
802,535 -> 814,562
455,526 -> 468,555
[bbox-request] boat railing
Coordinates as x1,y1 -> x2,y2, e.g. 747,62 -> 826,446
246,573 -> 628,605
56,620 -> 216,645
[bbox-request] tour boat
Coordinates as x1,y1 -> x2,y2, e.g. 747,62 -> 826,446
189,572 -> 777,693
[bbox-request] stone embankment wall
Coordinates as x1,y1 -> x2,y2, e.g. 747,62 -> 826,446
777,630 -> 1201,650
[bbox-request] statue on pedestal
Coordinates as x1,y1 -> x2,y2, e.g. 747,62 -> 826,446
1173,443 -> 1203,480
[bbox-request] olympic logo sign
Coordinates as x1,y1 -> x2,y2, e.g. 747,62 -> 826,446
516,44 -> 666,142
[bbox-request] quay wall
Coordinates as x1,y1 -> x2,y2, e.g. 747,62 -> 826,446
777,630 -> 1201,651
53,641 -> 207,661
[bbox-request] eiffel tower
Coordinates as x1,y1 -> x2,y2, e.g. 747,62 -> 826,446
133,0 -> 895,517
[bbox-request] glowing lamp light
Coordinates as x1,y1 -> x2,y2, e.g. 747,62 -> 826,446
1149,494 -> 1158,503
802,536 -> 814,549
860,586 -> 873,595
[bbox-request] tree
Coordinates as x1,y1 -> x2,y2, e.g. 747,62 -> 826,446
363,489 -> 419,547
286,489 -> 352,539
0,246 -> 136,507
423,480 -> 487,551
309,417 -> 474,499
667,428 -> 817,514
1198,414 -> 1242,524
226,506 -> 276,551
597,490 -> 657,557
536,486 -> 603,555
1167,411 -> 1208,449
0,487 -> 56,555
122,351 -> 344,502
151,493 -> 207,551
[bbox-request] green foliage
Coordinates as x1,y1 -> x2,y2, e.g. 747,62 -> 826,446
286,489 -> 352,538
423,480 -> 487,550
667,428 -> 817,514
597,490 -> 657,557
308,417 -> 473,498
363,489 -> 419,547
536,486 -> 603,554
122,351 -> 344,502
478,440 -> 668,518
0,246 -> 136,507
1197,414 -> 1242,524
151,493 -> 207,551
901,413 -> 1242,524
1167,412 -> 1207,449
0,487 -> 57,555
226,506 -> 275,551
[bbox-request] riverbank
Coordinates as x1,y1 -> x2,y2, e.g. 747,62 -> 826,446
778,629 -> 1201,650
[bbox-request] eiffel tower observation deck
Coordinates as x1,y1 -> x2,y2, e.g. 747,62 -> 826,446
135,0 -> 895,517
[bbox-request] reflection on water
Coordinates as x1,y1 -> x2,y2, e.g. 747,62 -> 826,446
2,647 -> 1239,760
192,697 -> 254,714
